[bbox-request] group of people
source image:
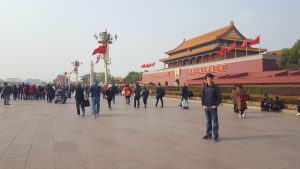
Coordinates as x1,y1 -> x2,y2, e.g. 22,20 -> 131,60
74,81 -> 165,118
260,94 -> 283,112
0,82 -> 75,105
2,73 -> 300,143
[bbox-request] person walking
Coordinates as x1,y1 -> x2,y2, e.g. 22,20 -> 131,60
75,84 -> 85,116
12,85 -> 18,100
133,83 -> 141,108
178,83 -> 188,107
89,81 -> 101,118
111,83 -> 118,104
123,84 -> 131,105
232,84 -> 239,113
296,98 -> 300,116
105,85 -> 114,110
2,82 -> 12,105
141,87 -> 150,108
234,84 -> 248,118
201,73 -> 222,142
155,83 -> 165,108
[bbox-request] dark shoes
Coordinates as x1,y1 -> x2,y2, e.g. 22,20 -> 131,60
202,135 -> 219,142
202,135 -> 212,140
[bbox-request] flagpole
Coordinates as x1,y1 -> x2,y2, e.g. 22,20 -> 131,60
246,40 -> 248,56
225,42 -> 227,60
235,41 -> 237,58
259,35 -> 261,54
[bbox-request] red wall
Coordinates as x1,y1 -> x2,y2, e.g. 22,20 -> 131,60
142,58 -> 268,86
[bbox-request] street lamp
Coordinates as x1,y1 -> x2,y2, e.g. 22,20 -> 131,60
63,72 -> 68,85
94,29 -> 117,84
71,60 -> 83,85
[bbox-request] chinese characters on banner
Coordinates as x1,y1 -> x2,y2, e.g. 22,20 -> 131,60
187,65 -> 226,75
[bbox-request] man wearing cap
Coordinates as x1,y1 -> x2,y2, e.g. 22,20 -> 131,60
89,80 -> 101,118
201,73 -> 222,142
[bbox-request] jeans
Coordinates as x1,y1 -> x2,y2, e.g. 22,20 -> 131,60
134,96 -> 140,108
204,107 -> 219,139
76,101 -> 85,115
91,97 -> 100,116
4,95 -> 10,105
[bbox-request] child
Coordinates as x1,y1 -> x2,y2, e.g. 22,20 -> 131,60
141,87 -> 150,108
296,98 -> 300,116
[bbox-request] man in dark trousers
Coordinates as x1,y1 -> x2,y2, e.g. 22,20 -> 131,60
155,83 -> 165,108
178,83 -> 188,107
201,73 -> 222,142
2,82 -> 12,105
133,83 -> 141,108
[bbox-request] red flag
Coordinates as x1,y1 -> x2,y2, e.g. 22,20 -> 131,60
140,64 -> 145,68
152,62 -> 155,67
95,56 -> 100,64
240,39 -> 247,49
92,43 -> 107,55
250,35 -> 260,46
219,46 -> 226,56
146,63 -> 150,68
227,40 -> 236,53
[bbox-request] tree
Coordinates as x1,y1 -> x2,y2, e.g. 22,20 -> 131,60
277,39 -> 300,69
80,72 -> 116,85
123,71 -> 143,82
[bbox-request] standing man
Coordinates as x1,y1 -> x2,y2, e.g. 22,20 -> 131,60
133,83 -> 141,108
201,73 -> 222,142
89,80 -> 101,118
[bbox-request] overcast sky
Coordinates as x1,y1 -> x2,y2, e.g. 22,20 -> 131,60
0,0 -> 299,82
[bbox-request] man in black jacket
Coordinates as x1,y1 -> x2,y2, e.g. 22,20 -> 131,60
155,83 -> 165,108
133,83 -> 141,108
201,73 -> 222,142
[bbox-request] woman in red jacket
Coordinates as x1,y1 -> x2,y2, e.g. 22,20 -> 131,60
123,84 -> 131,105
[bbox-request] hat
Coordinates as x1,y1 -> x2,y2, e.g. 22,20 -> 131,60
94,80 -> 99,84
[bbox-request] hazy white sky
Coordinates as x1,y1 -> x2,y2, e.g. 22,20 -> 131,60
0,0 -> 299,82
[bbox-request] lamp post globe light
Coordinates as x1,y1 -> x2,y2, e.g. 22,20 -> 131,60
94,29 -> 117,85
71,60 -> 83,85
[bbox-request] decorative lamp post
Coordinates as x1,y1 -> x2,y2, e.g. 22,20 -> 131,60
94,29 -> 117,84
63,72 -> 68,85
71,60 -> 83,85
90,61 -> 94,86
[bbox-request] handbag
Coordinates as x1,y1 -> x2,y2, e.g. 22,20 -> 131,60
83,99 -> 90,107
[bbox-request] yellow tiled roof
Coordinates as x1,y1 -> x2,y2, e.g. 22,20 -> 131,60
160,44 -> 218,62
165,24 -> 234,54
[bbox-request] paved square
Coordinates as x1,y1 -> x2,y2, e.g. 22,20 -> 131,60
0,97 -> 299,169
